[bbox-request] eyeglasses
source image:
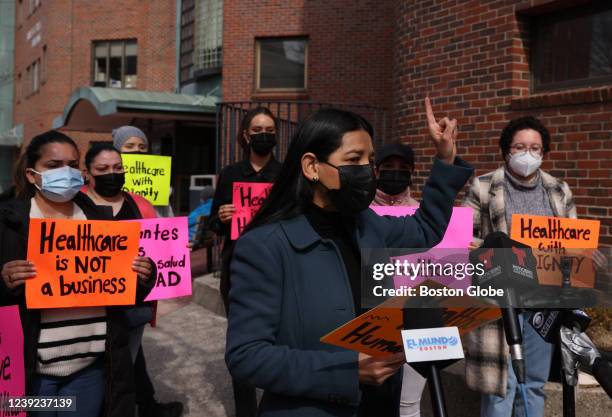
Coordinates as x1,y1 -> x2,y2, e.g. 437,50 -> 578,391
510,144 -> 543,154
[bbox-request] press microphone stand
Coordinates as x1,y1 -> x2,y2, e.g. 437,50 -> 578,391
559,257 -> 576,417
427,363 -> 449,417
403,306 -> 450,417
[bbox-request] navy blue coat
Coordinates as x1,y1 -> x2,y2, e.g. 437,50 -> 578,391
226,158 -> 473,417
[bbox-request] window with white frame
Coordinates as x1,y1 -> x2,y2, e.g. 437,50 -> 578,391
92,40 -> 138,88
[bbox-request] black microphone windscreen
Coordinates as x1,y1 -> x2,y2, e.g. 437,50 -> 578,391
403,307 -> 445,330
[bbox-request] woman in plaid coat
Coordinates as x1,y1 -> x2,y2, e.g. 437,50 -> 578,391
462,116 -> 576,417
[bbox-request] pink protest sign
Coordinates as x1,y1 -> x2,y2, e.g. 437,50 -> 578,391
370,206 -> 473,248
0,305 -> 25,417
130,217 -> 192,301
231,182 -> 273,240
370,206 -> 474,290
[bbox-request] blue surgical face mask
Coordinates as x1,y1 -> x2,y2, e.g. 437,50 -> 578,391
30,166 -> 84,203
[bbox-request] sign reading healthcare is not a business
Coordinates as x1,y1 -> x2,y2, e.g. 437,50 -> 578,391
122,154 -> 172,206
26,219 -> 141,309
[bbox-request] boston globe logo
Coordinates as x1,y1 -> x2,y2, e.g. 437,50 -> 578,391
405,336 -> 459,351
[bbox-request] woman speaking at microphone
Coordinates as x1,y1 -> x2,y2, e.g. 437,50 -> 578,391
225,98 -> 474,417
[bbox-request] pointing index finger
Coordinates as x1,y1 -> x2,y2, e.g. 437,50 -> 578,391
425,96 -> 436,126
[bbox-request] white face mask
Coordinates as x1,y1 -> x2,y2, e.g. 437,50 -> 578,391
507,151 -> 542,178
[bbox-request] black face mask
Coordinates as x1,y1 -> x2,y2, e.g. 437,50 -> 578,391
249,133 -> 277,156
377,170 -> 412,196
93,173 -> 125,197
321,162 -> 376,214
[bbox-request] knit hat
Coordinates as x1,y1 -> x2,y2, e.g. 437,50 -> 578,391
112,126 -> 148,150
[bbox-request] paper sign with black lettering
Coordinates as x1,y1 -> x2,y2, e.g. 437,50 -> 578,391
401,327 -> 464,363
231,182 -> 273,240
122,154 -> 172,206
26,219 -> 140,308
129,217 -> 192,301
511,214 -> 600,287
0,306 -> 25,417
320,286 -> 500,357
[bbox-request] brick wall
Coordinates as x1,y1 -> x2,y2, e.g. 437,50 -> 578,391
222,0 -> 396,112
13,0 -> 176,153
393,0 -> 612,245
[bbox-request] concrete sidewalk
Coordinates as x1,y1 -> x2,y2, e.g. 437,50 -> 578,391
142,299 -> 233,417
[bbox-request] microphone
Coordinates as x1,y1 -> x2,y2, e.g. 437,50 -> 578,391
560,325 -> 612,398
529,309 -> 591,343
593,357 -> 612,399
403,307 -> 450,417
470,232 -> 540,384
469,231 -> 539,294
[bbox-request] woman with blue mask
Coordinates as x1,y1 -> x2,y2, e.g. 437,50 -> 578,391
225,99 -> 474,417
0,130 -> 156,417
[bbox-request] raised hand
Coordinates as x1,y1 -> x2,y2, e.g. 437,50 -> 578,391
425,96 -> 457,164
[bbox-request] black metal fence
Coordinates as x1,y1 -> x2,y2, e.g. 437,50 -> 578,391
216,101 -> 389,171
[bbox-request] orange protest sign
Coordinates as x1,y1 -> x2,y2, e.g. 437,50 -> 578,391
26,219 -> 141,309
320,288 -> 500,357
510,214 -> 600,287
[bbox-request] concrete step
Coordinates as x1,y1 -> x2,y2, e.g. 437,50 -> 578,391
192,273 -> 226,317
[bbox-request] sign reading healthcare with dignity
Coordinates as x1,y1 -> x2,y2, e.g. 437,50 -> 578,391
26,219 -> 141,308
231,182 -> 273,240
131,217 -> 192,301
510,214 -> 600,287
122,154 -> 172,206
0,306 -> 25,417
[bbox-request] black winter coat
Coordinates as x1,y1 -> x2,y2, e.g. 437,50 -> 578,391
0,192 -> 155,417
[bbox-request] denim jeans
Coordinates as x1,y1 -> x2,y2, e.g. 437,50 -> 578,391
481,312 -> 554,417
31,359 -> 106,417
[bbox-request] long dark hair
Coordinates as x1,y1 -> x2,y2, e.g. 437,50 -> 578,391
244,108 -> 373,234
236,106 -> 277,154
14,130 -> 79,199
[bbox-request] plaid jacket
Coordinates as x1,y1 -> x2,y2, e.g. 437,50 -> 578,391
462,166 -> 576,396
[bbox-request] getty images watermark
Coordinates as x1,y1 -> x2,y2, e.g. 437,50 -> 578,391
360,247 -> 611,309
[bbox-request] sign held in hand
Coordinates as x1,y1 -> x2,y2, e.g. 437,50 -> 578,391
0,305 -> 26,417
231,182 -> 273,240
26,219 -> 140,308
510,214 -> 600,287
122,154 -> 172,206
130,217 -> 192,301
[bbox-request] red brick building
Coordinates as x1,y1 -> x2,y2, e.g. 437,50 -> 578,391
393,0 -> 611,245
221,0 -> 611,245
13,0 -> 177,151
12,0 -> 218,211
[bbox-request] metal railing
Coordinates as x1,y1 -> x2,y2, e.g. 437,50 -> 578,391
216,101 -> 389,171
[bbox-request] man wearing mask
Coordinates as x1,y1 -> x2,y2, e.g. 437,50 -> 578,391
463,116 -> 574,417
372,143 -> 419,206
